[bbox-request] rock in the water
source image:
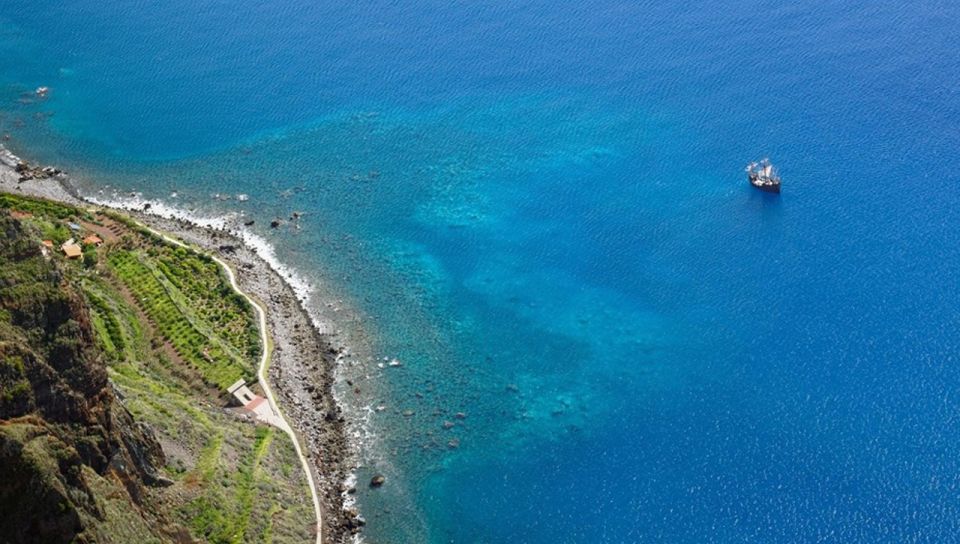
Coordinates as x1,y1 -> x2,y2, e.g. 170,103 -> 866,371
344,507 -> 366,530
370,474 -> 386,488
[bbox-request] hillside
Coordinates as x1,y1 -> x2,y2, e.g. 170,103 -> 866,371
0,195 -> 314,543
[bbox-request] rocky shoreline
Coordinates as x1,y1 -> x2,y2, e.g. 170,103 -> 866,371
0,147 -> 360,542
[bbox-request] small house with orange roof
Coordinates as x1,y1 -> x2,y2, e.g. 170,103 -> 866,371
82,234 -> 103,247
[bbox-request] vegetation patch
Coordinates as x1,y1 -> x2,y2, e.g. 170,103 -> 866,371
107,250 -> 253,388
153,247 -> 260,361
0,193 -> 84,220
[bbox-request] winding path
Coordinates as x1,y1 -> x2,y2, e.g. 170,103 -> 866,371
146,226 -> 324,544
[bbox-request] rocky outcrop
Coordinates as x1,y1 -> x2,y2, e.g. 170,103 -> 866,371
0,147 -> 62,182
0,212 -> 169,542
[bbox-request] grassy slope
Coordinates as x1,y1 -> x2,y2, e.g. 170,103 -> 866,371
0,194 -> 313,543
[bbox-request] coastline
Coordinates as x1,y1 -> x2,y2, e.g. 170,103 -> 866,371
0,147 -> 361,542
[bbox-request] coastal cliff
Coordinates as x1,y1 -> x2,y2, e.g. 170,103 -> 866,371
0,194 -> 319,543
0,212 -> 169,542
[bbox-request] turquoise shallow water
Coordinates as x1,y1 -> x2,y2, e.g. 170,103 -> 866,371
3,1 -> 960,542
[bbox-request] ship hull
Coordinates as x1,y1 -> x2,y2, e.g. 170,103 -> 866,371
748,173 -> 781,193
751,181 -> 781,193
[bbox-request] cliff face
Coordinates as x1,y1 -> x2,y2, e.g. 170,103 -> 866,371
0,213 -> 169,543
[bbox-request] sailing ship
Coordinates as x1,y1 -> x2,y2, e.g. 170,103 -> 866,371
745,158 -> 781,193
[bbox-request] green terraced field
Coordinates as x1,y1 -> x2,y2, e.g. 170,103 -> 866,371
107,249 -> 255,389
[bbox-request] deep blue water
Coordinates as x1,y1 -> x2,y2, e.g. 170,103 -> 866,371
3,1 -> 960,541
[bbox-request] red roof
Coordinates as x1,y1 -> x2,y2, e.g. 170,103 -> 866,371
245,396 -> 266,411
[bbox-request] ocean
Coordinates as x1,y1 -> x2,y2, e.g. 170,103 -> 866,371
3,0 -> 960,541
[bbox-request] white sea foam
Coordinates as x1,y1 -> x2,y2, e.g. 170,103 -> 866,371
85,192 -> 330,327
